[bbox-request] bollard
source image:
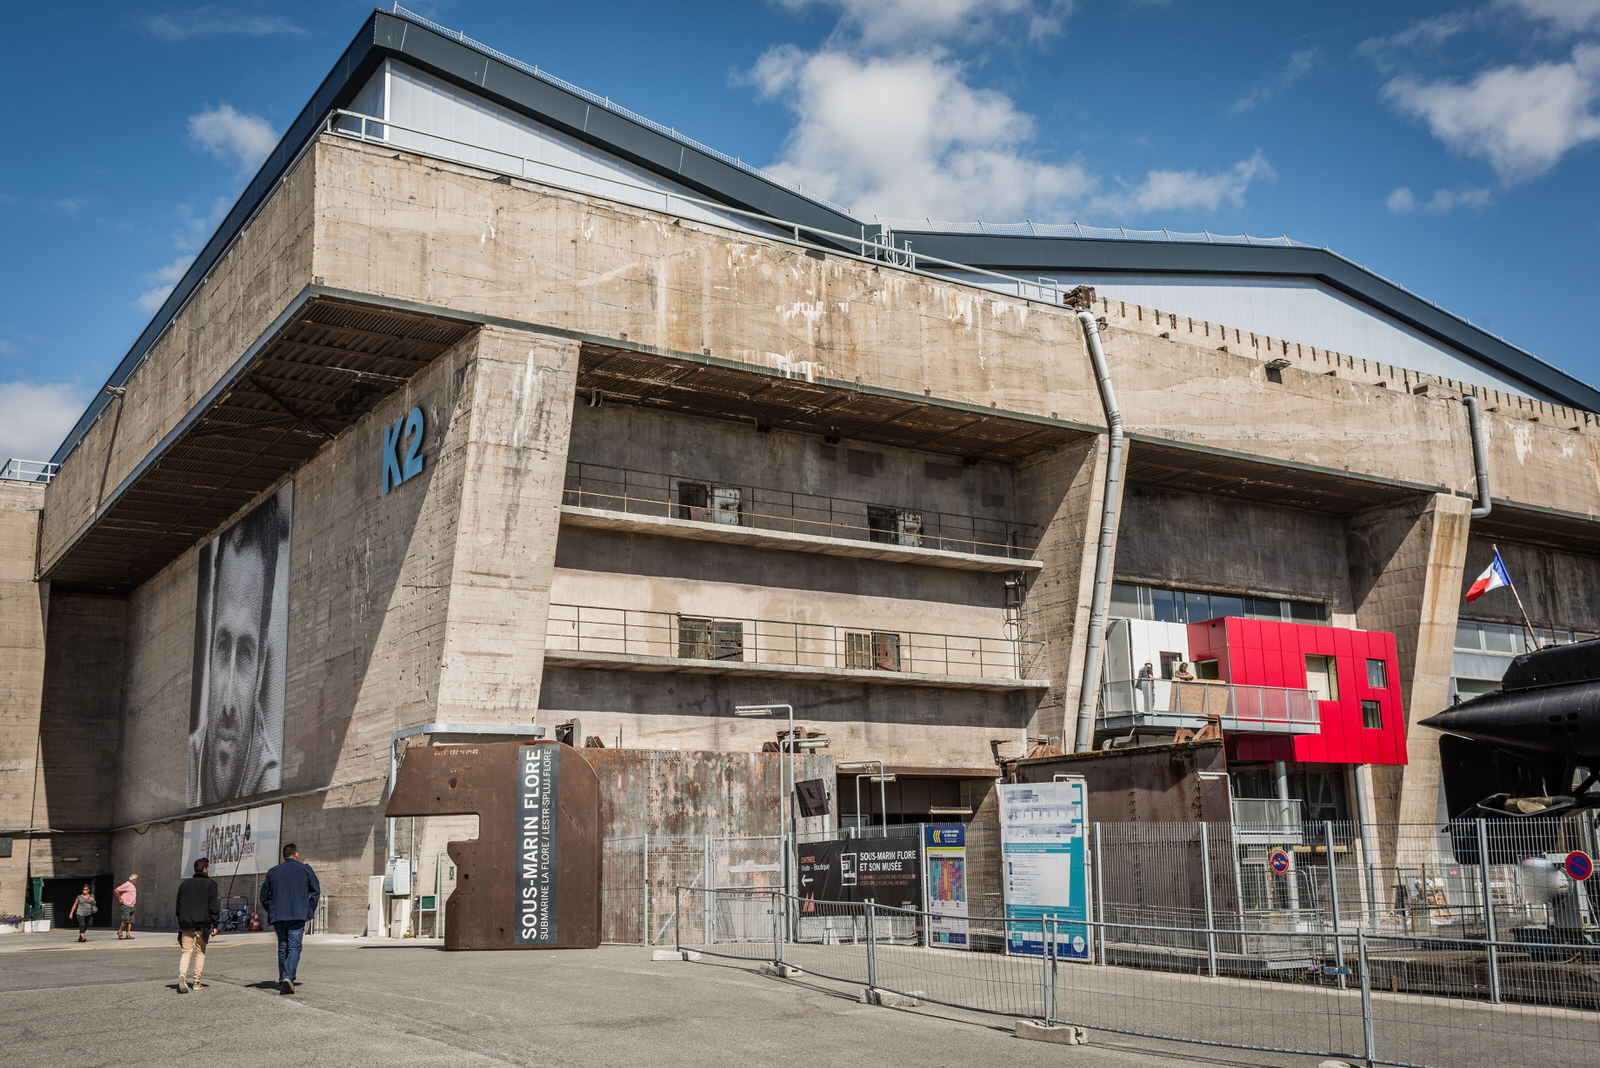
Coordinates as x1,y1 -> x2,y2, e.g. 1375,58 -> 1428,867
1358,931 -> 1376,1067
1325,822 -> 1346,991
1475,819 -> 1502,1003
1199,823 -> 1218,978
865,900 -> 879,991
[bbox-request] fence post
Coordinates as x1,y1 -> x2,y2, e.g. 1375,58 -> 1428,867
1199,822 -> 1218,978
1093,822 -> 1106,967
703,834 -> 713,947
1325,821 -> 1346,990
865,900 -> 879,992
1475,818 -> 1502,1003
1046,915 -> 1058,1026
1358,931 -> 1376,1068
772,890 -> 783,965
675,886 -> 681,953
642,832 -> 650,947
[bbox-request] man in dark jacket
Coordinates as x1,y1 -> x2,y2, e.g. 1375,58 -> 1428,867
176,857 -> 221,992
260,842 -> 319,995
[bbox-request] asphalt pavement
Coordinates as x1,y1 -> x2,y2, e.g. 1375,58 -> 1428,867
0,929 -> 1339,1067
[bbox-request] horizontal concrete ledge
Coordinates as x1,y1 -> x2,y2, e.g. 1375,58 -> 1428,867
761,962 -> 802,978
560,507 -> 1043,573
650,948 -> 700,961
543,649 -> 1052,692
863,988 -> 925,1008
1014,1020 -> 1089,1045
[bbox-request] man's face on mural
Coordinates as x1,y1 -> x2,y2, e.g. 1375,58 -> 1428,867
208,537 -> 266,799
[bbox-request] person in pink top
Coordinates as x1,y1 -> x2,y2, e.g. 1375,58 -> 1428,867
114,874 -> 139,940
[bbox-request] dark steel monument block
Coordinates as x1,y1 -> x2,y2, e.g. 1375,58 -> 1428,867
385,740 -> 601,950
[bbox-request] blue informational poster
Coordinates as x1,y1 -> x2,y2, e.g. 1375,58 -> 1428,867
924,825 -> 969,949
999,778 -> 1090,960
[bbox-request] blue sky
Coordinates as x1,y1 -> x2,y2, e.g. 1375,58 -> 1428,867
5,0 -> 1600,461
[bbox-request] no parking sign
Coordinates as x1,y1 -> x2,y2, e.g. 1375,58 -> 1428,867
1269,848 -> 1292,875
1565,851 -> 1593,881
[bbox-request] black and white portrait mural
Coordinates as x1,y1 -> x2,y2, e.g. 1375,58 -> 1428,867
188,484 -> 292,808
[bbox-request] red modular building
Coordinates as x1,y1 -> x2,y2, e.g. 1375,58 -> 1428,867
1187,618 -> 1408,767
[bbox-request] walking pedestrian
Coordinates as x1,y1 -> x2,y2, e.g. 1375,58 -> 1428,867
114,873 -> 139,939
260,843 -> 319,995
176,858 -> 220,993
70,884 -> 97,942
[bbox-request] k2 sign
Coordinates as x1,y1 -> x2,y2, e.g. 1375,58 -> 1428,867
381,407 -> 426,494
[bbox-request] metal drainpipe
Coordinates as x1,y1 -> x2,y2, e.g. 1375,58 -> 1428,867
1073,311 -> 1125,752
1464,397 -> 1492,518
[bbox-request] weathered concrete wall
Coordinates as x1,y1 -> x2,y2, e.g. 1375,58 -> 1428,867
1114,484 -> 1355,613
1347,495 -> 1471,834
31,591 -> 125,885
1014,436 -> 1115,746
1462,537 -> 1600,633
567,404 -> 1018,536
0,482 -> 46,917
40,155 -> 317,571
541,667 -> 1027,773
435,330 -> 579,720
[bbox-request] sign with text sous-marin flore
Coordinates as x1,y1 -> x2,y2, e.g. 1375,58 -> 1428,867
515,744 -> 559,944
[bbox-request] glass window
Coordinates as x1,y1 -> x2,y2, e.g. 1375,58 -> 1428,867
1151,588 -> 1179,623
1160,651 -> 1183,679
1185,591 -> 1212,623
1361,700 -> 1383,730
1210,595 -> 1245,621
1366,659 -> 1388,689
1289,601 -> 1327,623
846,631 -> 900,671
1305,654 -> 1338,701
1110,583 -> 1142,620
1194,659 -> 1221,680
678,617 -> 743,661
1482,625 -> 1514,653
1455,622 -> 1482,650
1244,597 -> 1283,621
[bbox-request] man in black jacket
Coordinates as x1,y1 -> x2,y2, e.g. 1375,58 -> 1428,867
260,843 -> 319,995
176,857 -> 220,993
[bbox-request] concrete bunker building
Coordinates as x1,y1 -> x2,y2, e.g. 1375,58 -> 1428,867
4,9 -> 1600,931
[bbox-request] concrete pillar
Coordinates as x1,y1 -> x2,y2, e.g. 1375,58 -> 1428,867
434,329 -> 580,721
1344,492 -> 1472,845
0,483 -> 48,919
1012,433 -> 1124,749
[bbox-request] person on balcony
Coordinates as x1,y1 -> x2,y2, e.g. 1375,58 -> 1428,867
1137,662 -> 1156,713
1174,662 -> 1196,682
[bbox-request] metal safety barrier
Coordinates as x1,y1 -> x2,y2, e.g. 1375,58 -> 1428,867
674,886 -> 1600,1068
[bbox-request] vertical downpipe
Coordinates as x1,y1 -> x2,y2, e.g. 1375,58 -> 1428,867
1464,397 -> 1492,519
1073,311 -> 1125,752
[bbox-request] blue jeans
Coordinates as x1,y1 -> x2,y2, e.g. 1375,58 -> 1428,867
274,921 -> 305,982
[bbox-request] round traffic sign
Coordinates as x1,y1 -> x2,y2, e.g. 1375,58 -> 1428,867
1565,850 -> 1593,881
1269,849 -> 1291,875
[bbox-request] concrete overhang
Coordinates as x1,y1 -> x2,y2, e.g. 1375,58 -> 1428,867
1124,436 -> 1443,515
578,343 -> 1091,465
42,293 -> 477,591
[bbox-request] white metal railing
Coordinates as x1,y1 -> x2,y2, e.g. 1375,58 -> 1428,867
876,217 -> 1313,248
1098,678 -> 1320,734
2,459 -> 58,484
1231,797 -> 1305,834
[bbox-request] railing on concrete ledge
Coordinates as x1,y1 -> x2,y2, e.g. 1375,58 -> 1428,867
546,603 -> 1041,682
1,458 -> 59,484
562,461 -> 1036,560
1098,678 -> 1320,735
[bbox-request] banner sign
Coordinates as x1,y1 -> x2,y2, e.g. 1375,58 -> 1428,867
514,744 -> 560,945
181,802 -> 282,878
797,835 -> 921,911
999,779 -> 1090,960
925,824 -> 969,949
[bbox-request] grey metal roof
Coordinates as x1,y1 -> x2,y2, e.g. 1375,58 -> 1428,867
53,7 -> 1600,464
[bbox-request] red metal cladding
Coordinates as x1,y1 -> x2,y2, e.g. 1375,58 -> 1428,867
1188,617 -> 1407,766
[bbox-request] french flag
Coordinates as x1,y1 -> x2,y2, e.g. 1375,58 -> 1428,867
1465,551 -> 1511,605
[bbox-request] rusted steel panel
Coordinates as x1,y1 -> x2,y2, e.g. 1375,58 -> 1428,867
385,740 -> 601,950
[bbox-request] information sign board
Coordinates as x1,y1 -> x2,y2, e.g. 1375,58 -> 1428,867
999,778 -> 1090,960
925,825 -> 969,949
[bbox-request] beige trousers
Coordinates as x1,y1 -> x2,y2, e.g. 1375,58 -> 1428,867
178,931 -> 207,980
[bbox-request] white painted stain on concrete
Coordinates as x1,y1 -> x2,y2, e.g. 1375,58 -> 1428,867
1515,424 -> 1532,465
480,212 -> 496,245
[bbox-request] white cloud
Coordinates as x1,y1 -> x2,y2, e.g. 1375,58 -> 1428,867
749,46 -> 1093,219
0,382 -> 85,463
1386,185 -> 1494,213
778,0 -> 1074,47
144,6 -> 304,41
1096,150 -> 1276,215
137,256 -> 195,314
1231,49 -> 1318,114
188,104 -> 279,175
1384,45 -> 1600,183
1497,0 -> 1600,34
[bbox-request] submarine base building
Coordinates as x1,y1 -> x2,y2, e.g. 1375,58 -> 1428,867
5,9 -> 1600,931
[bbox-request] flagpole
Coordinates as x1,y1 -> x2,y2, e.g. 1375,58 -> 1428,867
1493,543 -> 1541,651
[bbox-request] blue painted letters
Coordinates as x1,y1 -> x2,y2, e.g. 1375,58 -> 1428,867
381,407 -> 426,494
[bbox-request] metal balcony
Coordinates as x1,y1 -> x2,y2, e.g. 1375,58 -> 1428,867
1098,679 -> 1321,735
